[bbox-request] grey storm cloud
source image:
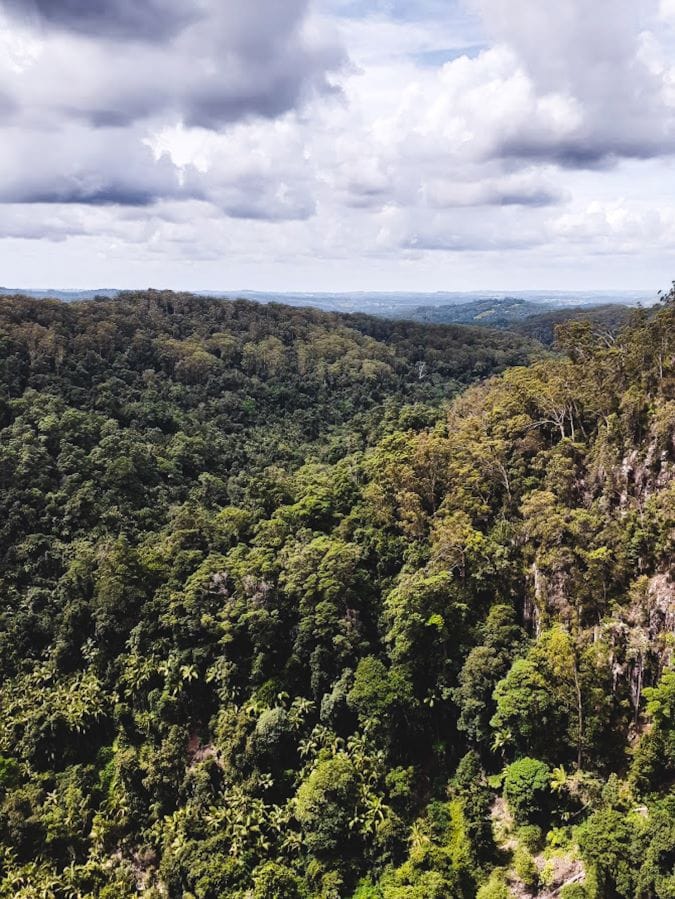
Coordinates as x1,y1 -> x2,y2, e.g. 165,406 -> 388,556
0,127 -> 189,206
0,0 -> 345,130
498,138 -> 663,169
2,0 -> 199,41
494,189 -> 559,208
0,123 -> 316,221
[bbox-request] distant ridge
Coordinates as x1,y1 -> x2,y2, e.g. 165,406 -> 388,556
0,287 -> 119,301
387,296 -> 637,343
0,287 -> 655,316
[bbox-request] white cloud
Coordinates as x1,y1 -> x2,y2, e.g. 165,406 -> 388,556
0,5 -> 42,73
471,0 -> 675,162
1,0 -> 675,290
659,0 -> 675,23
549,198 -> 675,252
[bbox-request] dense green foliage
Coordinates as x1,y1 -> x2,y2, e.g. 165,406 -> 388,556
0,292 -> 672,897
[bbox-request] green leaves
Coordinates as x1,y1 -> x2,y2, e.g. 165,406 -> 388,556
0,664 -> 110,768
502,758 -> 552,826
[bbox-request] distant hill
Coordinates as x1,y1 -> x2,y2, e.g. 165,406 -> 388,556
0,287 -> 119,301
392,296 -> 552,326
512,303 -> 634,344
392,296 -> 637,345
234,289 -> 654,315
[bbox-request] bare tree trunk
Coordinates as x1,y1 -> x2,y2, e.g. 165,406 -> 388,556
573,660 -> 584,770
634,655 -> 644,727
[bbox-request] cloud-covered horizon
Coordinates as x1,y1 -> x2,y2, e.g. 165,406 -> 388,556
1,0 -> 675,290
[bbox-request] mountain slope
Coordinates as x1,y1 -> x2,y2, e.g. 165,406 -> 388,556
0,293 -> 672,899
0,291 -> 536,583
511,303 -> 633,345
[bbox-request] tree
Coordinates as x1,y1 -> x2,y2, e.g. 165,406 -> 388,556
253,861 -> 306,899
491,659 -> 563,761
347,657 -> 415,750
455,605 -> 525,748
579,809 -> 640,899
502,758 -> 552,826
295,755 -> 360,861
451,752 -> 495,861
631,669 -> 675,794
476,871 -> 513,899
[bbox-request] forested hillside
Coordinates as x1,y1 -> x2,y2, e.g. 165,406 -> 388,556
394,298 -> 633,347
0,292 -> 672,899
391,297 -> 553,326
511,305 -> 634,346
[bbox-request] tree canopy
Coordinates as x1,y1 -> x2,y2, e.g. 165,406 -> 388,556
0,291 -> 672,897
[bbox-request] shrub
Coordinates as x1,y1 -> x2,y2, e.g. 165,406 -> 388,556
476,870 -> 513,899
560,885 -> 587,899
352,879 -> 383,899
513,846 -> 539,890
0,757 -> 19,792
517,823 -> 543,852
253,861 -> 305,899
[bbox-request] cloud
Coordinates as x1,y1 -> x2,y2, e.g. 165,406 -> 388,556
0,0 -> 343,221
0,117 -> 317,222
472,0 -> 675,165
0,125 -> 187,206
0,200 -> 188,242
0,0 -> 345,130
145,119 -> 317,220
1,0 -> 675,290
314,44 -> 576,218
374,203 -> 546,253
2,0 -> 198,42
548,198 -> 675,252
421,171 -> 563,209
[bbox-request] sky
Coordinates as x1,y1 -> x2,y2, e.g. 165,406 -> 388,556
0,0 -> 674,292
